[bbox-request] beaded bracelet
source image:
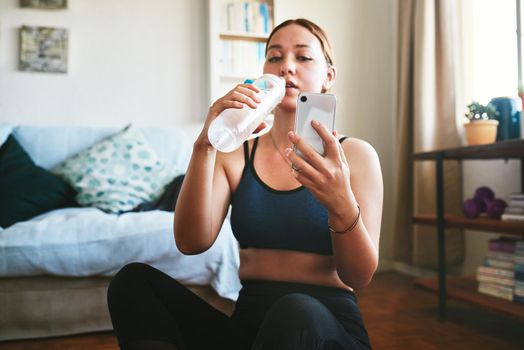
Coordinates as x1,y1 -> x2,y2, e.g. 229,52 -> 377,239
328,205 -> 361,235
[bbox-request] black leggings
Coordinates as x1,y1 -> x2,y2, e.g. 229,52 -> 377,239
107,263 -> 371,350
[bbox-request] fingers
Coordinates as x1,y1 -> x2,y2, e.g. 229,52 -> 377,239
285,147 -> 317,176
310,120 -> 339,156
231,90 -> 259,109
287,131 -> 326,171
209,83 -> 262,117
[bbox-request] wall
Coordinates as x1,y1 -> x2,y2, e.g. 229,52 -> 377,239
0,0 -> 208,127
0,0 -> 397,265
274,0 -> 397,266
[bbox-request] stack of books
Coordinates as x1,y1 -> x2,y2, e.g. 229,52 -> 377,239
515,241 -> 524,304
476,236 -> 517,301
224,1 -> 273,34
501,193 -> 524,221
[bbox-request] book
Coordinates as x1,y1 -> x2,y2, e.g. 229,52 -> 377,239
501,212 -> 524,221
488,237 -> 519,253
509,192 -> 524,200
476,273 -> 515,287
486,251 -> 515,262
514,295 -> 524,304
515,263 -> 524,281
477,282 -> 514,301
503,206 -> 524,215
484,258 -> 515,269
517,241 -> 524,254
507,199 -> 524,208
477,265 -> 514,278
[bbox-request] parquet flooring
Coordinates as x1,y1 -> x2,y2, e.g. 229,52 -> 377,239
1,271 -> 523,349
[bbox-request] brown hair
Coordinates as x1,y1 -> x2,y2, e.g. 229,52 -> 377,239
265,18 -> 334,67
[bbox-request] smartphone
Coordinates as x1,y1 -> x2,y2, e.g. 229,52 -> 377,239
294,92 -> 336,158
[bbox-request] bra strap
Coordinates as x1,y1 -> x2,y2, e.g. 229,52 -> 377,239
339,136 -> 348,144
242,141 -> 250,168
250,137 -> 259,163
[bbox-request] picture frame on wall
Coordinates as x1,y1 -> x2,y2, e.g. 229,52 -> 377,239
19,25 -> 69,74
20,0 -> 68,10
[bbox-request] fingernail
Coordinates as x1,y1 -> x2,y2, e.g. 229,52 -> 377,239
312,120 -> 319,126
288,131 -> 295,139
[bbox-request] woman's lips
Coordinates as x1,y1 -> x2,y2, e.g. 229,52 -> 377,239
285,81 -> 297,88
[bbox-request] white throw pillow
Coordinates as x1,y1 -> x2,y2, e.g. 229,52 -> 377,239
54,125 -> 180,213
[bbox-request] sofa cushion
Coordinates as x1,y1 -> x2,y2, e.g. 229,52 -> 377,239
0,135 -> 77,228
0,207 -> 241,300
54,125 -> 180,213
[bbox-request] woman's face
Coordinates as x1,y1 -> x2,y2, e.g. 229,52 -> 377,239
263,24 -> 335,112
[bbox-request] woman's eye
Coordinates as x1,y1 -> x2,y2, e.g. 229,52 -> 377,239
267,56 -> 281,63
298,56 -> 312,62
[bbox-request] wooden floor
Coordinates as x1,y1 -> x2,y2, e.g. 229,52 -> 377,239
1,271 -> 523,349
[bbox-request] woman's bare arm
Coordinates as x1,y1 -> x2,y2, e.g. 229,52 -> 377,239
173,83 -> 261,254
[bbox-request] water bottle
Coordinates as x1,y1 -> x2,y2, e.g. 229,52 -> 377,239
208,74 -> 285,152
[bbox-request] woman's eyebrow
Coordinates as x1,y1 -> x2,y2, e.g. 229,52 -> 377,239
266,44 -> 282,51
266,44 -> 311,51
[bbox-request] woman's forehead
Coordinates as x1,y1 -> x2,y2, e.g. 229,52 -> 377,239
267,24 -> 322,51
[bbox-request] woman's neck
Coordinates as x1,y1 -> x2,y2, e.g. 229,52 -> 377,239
269,108 -> 295,150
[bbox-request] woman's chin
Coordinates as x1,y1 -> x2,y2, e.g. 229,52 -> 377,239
277,99 -> 297,113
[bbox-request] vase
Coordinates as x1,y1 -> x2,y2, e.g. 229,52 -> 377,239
489,97 -> 521,141
464,120 -> 499,146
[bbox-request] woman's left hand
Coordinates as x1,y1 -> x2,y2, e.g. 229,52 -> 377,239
284,120 -> 355,214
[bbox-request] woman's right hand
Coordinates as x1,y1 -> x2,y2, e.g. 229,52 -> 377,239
196,83 -> 262,148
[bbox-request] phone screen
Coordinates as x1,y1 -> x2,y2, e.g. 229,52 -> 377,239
294,93 -> 336,156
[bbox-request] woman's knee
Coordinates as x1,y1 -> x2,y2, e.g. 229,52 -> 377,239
107,262 -> 154,306
264,293 -> 328,329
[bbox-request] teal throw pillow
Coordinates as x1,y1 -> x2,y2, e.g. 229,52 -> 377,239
53,125 -> 180,213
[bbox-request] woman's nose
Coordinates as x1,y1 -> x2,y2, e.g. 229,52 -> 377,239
279,58 -> 296,76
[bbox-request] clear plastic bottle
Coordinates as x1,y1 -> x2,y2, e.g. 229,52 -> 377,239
208,74 -> 285,152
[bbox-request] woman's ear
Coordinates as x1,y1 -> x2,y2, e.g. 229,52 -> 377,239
322,65 -> 336,92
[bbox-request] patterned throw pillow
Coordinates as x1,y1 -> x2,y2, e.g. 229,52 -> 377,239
54,125 -> 180,213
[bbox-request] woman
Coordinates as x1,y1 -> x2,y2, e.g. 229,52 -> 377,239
108,18 -> 383,350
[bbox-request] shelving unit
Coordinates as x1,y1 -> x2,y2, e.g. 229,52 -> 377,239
412,138 -> 524,320
416,276 -> 524,322
208,0 -> 275,104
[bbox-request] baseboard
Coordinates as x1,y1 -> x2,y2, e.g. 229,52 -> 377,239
377,259 -> 395,271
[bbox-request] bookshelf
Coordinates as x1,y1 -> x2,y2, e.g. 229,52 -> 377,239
415,276 -> 524,322
412,138 -> 524,320
208,0 -> 275,104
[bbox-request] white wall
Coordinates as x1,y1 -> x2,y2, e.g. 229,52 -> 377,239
0,0 -> 208,127
274,0 -> 397,265
0,0 -> 397,264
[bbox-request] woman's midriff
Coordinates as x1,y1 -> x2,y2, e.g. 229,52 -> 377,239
238,248 -> 354,292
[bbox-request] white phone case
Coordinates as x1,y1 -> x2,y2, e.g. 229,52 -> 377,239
294,92 -> 336,157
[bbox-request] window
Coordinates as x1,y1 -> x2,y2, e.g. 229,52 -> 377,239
460,0 -> 519,105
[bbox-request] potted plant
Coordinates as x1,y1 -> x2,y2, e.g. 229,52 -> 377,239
463,101 -> 499,145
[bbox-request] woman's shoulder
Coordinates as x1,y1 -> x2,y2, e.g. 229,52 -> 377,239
340,136 -> 382,181
339,136 -> 379,159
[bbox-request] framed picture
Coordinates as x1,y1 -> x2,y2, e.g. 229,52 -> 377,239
20,0 -> 68,9
19,26 -> 68,73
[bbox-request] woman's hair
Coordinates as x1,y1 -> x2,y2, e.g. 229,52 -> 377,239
265,18 -> 334,67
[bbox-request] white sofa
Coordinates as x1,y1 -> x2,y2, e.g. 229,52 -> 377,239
0,123 -> 240,341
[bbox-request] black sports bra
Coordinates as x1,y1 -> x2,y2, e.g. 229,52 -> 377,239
230,137 -> 348,255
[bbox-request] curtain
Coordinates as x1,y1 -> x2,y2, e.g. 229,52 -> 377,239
393,0 -> 464,268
